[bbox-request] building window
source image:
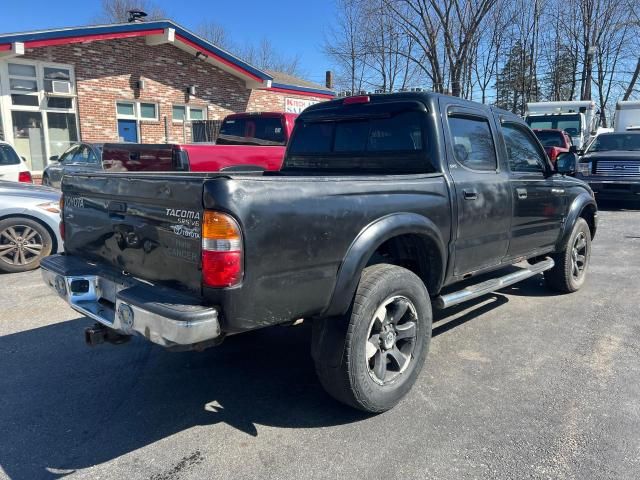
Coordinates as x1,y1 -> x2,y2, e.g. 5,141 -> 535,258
140,103 -> 157,119
116,101 -> 158,121
1,60 -> 78,171
172,104 -> 206,122
116,101 -> 136,117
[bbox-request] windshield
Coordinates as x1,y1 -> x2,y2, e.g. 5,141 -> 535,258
587,133 -> 640,152
0,144 -> 21,166
534,130 -> 566,148
217,117 -> 286,146
527,114 -> 581,138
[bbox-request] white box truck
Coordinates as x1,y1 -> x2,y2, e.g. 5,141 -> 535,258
525,101 -> 598,149
613,101 -> 640,132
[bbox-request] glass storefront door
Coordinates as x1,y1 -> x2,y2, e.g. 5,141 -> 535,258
11,111 -> 46,171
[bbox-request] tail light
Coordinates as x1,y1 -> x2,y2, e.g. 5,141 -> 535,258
343,95 -> 370,105
201,211 -> 243,288
18,171 -> 33,183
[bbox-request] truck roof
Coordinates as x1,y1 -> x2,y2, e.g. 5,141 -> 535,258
300,92 -> 523,123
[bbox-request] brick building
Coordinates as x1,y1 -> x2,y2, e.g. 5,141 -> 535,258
0,20 -> 333,173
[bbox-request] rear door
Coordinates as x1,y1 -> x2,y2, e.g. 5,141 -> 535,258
441,100 -> 511,275
500,121 -> 564,257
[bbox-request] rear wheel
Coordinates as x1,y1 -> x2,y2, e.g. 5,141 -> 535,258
545,217 -> 591,293
0,218 -> 53,273
312,264 -> 432,412
41,175 -> 50,187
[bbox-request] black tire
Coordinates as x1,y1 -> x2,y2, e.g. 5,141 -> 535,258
0,217 -> 53,273
41,175 -> 50,187
545,217 -> 591,293
312,264 -> 432,413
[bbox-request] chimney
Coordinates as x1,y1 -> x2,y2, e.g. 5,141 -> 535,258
325,71 -> 334,90
127,9 -> 148,23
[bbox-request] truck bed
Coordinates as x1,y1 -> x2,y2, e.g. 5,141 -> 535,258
61,171 -> 451,332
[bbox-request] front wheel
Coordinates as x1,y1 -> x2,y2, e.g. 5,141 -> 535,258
312,264 -> 432,413
545,217 -> 591,293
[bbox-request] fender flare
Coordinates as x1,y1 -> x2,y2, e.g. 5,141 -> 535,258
557,193 -> 597,250
323,212 -> 446,317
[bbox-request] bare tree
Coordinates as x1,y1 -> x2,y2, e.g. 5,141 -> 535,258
385,0 -> 498,96
323,0 -> 370,93
196,21 -> 234,50
95,0 -> 167,23
240,38 -> 303,76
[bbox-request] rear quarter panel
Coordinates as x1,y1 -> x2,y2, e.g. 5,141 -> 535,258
202,174 -> 451,332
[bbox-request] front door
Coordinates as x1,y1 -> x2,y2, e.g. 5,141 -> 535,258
441,100 -> 512,276
500,121 -> 565,258
117,119 -> 138,143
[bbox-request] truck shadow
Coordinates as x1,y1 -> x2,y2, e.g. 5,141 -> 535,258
0,318 -> 368,479
0,286 -> 520,479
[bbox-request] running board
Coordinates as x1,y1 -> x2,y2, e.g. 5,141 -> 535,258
435,258 -> 555,309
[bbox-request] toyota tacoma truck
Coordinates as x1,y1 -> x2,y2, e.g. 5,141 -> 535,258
101,112 -> 298,173
41,93 -> 597,413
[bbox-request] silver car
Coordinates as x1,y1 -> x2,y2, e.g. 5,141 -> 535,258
0,180 -> 63,273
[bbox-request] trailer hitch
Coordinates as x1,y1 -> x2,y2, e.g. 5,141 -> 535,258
84,323 -> 131,346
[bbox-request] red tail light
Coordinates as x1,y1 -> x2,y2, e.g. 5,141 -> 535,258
343,95 -> 370,105
59,221 -> 65,241
18,171 -> 33,183
201,211 -> 243,287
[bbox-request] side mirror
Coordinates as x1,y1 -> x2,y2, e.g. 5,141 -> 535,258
556,152 -> 577,175
21,156 -> 27,163
49,155 -> 59,162
569,145 -> 577,154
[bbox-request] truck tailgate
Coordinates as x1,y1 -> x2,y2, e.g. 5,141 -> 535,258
62,172 -> 209,293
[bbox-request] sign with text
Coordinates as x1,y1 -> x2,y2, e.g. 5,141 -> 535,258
284,97 -> 319,114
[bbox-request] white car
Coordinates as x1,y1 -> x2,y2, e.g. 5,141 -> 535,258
0,141 -> 32,183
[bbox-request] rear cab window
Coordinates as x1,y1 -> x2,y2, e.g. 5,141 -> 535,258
217,116 -> 286,146
0,143 -> 21,166
285,104 -> 434,175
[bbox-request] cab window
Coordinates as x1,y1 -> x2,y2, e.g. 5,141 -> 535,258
448,115 -> 497,171
502,124 -> 548,173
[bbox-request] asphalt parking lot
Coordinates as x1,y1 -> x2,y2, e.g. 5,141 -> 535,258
1,201 -> 639,480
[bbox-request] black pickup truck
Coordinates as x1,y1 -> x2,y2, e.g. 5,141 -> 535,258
41,93 -> 597,412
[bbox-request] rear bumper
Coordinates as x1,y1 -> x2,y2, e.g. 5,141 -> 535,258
41,255 -> 221,348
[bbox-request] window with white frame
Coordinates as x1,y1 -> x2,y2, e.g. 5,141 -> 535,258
172,104 -> 207,122
1,60 -> 79,170
116,101 -> 158,121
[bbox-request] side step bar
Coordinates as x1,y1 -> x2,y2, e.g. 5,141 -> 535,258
435,258 -> 555,309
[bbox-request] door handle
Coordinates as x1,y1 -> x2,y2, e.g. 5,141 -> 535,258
516,188 -> 528,199
463,189 -> 478,200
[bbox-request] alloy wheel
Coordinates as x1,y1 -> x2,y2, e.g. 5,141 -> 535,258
0,225 -> 45,267
571,231 -> 588,280
365,295 -> 418,385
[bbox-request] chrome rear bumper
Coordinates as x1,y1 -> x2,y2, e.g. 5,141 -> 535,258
41,255 -> 221,348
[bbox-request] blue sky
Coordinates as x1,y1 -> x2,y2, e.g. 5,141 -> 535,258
0,0 -> 334,85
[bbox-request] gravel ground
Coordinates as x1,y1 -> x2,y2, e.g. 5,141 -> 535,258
1,202 -> 639,480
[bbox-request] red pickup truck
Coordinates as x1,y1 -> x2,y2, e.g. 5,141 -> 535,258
533,129 -> 575,164
101,112 -> 297,172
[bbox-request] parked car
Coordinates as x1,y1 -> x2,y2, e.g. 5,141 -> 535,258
533,128 -> 575,163
576,131 -> 640,200
42,92 -> 597,413
101,112 -> 298,173
0,141 -> 32,184
0,181 -> 62,273
42,143 -> 103,189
